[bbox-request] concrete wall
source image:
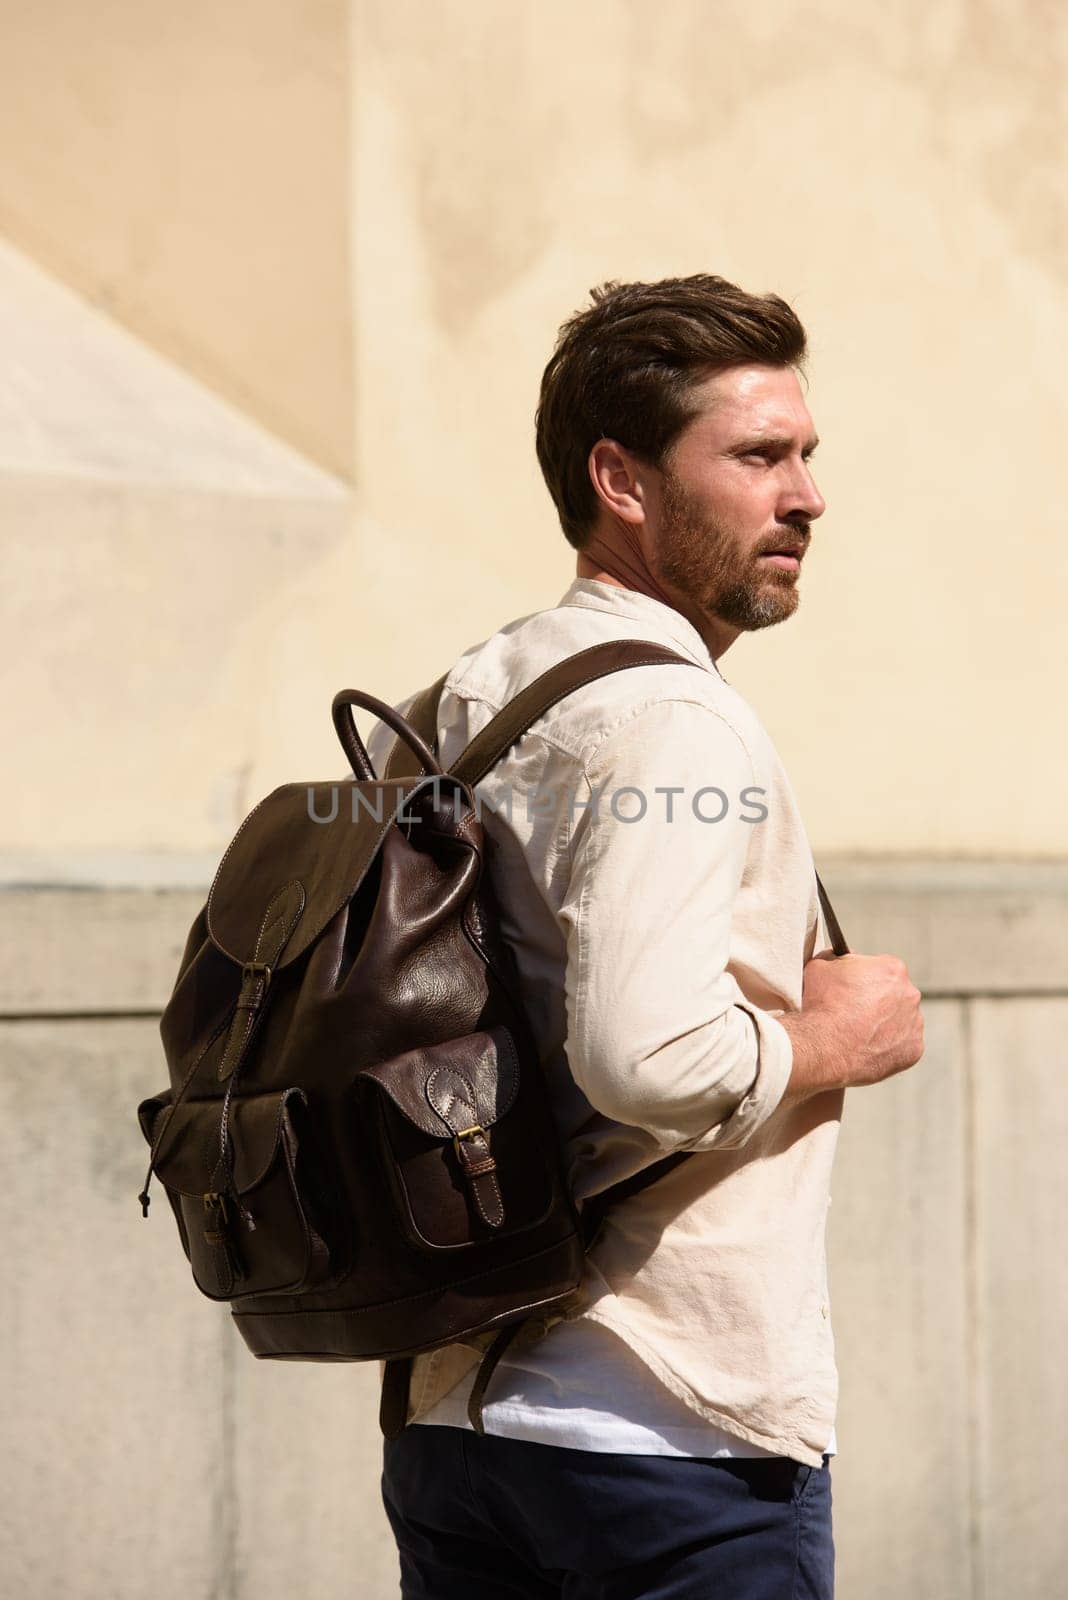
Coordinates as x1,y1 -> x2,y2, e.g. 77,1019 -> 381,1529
3,863 -> 1066,1598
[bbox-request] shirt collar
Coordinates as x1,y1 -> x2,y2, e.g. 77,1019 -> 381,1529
554,577 -> 721,677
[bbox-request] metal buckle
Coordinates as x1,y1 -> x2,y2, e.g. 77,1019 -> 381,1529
241,961 -> 272,991
452,1123 -> 484,1160
203,1190 -> 230,1222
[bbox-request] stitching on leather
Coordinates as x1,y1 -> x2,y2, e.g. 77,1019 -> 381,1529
237,1090 -> 294,1193
219,1005 -> 256,1080
209,794 -> 418,965
161,1088 -> 295,1199
454,810 -> 481,847
468,1136 -> 504,1227
472,1178 -> 503,1228
256,881 -> 305,964
231,1234 -> 576,1317
489,1027 -> 521,1121
206,787 -> 285,926
202,1236 -> 233,1299
256,900 -> 281,955
426,1065 -> 477,1127
149,1010 -> 234,1164
424,1028 -> 520,1129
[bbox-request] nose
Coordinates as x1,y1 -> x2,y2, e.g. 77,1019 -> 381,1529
784,459 -> 826,525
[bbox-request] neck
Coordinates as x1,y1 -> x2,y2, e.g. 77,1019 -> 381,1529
575,546 -> 740,663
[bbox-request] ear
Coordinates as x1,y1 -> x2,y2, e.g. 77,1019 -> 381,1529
588,439 -> 647,526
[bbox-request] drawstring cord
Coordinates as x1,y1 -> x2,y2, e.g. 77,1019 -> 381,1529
137,1007 -> 234,1217
140,962 -> 272,1240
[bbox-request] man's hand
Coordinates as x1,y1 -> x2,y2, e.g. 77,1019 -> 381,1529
778,950 -> 925,1105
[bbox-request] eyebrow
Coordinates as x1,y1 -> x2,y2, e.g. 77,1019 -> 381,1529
730,434 -> 820,455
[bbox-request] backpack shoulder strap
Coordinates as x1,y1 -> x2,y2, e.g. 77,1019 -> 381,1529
815,870 -> 849,957
451,638 -> 698,788
381,639 -> 695,783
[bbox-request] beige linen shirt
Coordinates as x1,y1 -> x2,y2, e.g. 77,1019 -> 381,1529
366,576 -> 844,1470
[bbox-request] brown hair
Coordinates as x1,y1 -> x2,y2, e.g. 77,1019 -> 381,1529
535,274 -> 808,549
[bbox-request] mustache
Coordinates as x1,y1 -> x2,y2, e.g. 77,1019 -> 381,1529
757,527 -> 811,557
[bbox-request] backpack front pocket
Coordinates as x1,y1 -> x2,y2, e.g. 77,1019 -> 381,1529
359,1025 -> 554,1251
138,1088 -> 334,1301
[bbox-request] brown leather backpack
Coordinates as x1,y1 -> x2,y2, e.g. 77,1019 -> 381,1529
137,639 -> 848,1438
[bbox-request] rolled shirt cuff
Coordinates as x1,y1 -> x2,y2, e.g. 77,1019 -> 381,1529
675,1003 -> 794,1152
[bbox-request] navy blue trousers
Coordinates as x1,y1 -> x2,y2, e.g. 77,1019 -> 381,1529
381,1424 -> 834,1598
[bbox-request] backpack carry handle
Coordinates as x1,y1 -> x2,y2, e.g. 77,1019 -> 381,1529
332,690 -> 444,782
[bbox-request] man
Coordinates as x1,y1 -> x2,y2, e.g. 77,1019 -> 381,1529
370,274 -> 924,1598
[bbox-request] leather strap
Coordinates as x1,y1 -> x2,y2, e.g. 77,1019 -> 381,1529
815,870 -> 849,957
216,880 -> 306,1083
380,1356 -> 413,1439
426,1068 -> 506,1228
137,881 -> 306,1224
465,1137 -> 699,1432
467,1322 -> 527,1434
451,640 -> 700,789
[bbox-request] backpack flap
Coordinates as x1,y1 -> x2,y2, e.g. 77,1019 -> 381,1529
158,774 -> 445,1097
201,774 -> 451,1089
205,776 -> 438,973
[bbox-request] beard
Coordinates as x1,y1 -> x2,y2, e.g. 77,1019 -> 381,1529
654,468 -> 806,632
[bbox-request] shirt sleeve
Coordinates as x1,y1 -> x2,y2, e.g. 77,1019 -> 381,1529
558,697 -> 793,1153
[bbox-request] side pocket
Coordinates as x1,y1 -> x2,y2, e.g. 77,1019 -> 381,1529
139,1088 -> 335,1301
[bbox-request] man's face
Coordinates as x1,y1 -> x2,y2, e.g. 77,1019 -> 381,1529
649,364 -> 826,632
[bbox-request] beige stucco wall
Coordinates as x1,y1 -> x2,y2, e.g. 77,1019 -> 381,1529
2,0 -> 1065,862
347,0 -> 1068,857
0,0 -> 353,477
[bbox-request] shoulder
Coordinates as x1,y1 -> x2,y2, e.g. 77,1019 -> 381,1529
445,617 -> 763,764
576,692 -> 759,799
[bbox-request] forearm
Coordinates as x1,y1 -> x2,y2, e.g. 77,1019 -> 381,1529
777,1009 -> 851,1107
